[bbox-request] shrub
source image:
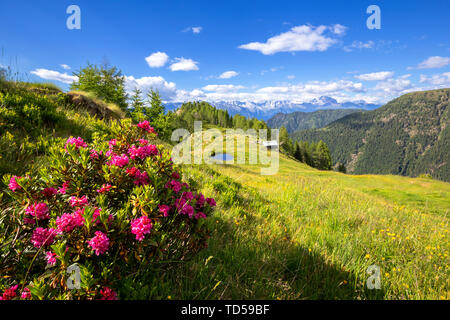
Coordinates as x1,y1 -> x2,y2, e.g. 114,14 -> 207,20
0,120 -> 215,300
71,63 -> 128,112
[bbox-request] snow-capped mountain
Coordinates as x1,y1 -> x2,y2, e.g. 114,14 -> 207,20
165,96 -> 380,120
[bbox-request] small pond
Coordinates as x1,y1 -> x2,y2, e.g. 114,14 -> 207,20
210,153 -> 234,161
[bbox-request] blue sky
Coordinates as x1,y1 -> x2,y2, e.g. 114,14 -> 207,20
1,0 -> 449,104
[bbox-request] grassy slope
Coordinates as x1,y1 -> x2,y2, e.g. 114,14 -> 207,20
156,134 -> 449,300
1,83 -> 448,299
0,81 -> 122,178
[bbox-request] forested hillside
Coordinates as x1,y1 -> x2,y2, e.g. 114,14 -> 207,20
292,88 -> 450,181
171,101 -> 269,132
267,109 -> 363,133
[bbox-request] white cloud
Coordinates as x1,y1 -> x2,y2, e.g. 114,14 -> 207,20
374,76 -> 412,95
330,24 -> 347,35
218,71 -> 238,79
125,75 -> 177,100
192,26 -> 202,34
202,84 -> 245,92
183,26 -> 202,34
30,68 -> 78,84
410,56 -> 450,69
169,57 -> 199,71
257,80 -> 365,95
145,52 -> 169,68
287,75 -> 296,80
60,64 -> 71,70
261,66 -> 283,75
177,79 -> 365,104
419,72 -> 450,86
355,71 -> 394,81
190,89 -> 204,96
343,40 -> 375,52
238,24 -> 345,55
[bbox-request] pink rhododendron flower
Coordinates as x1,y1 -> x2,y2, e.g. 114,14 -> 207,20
97,184 -> 112,193
174,197 -> 187,211
107,154 -> 129,167
58,181 -> 70,194
181,204 -> 194,218
21,288 -> 31,300
131,216 -> 152,241
133,171 -> 149,186
195,212 -> 207,219
138,139 -> 149,146
136,120 -> 155,133
0,285 -> 18,300
159,205 -> 170,217
8,176 -> 21,192
196,193 -> 206,208
105,149 -> 114,157
25,203 -> 50,220
55,211 -> 84,233
90,149 -> 102,160
24,217 -> 36,225
206,198 -> 216,207
65,137 -> 88,150
91,208 -> 114,225
171,171 -> 180,180
100,287 -> 117,300
45,252 -> 57,265
108,139 -> 117,148
88,231 -> 110,255
126,166 -> 139,177
91,207 -> 100,222
126,167 -> 149,186
69,195 -> 89,208
182,191 -> 194,201
128,144 -> 158,160
31,228 -> 56,248
42,187 -> 57,198
165,180 -> 182,193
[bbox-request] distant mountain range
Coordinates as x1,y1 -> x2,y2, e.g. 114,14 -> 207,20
267,109 -> 364,133
292,88 -> 450,182
165,96 -> 379,120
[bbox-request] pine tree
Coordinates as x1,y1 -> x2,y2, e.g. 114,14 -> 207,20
301,141 -> 313,167
279,126 -> 293,155
130,87 -> 145,122
315,140 -> 332,170
145,89 -> 165,121
337,162 -> 346,173
293,141 -> 303,162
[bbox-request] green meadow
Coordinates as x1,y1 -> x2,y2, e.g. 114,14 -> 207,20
0,81 -> 448,300
152,133 -> 449,300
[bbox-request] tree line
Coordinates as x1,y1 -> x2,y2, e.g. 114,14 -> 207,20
172,101 -> 269,133
279,126 -> 334,171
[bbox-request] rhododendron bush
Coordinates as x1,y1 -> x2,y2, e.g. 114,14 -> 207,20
0,120 -> 215,300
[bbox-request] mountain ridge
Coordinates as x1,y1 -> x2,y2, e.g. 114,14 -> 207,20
165,96 -> 379,120
267,108 -> 365,133
292,88 -> 450,181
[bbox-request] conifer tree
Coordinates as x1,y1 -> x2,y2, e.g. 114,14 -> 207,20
130,87 -> 145,122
